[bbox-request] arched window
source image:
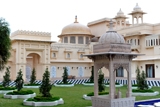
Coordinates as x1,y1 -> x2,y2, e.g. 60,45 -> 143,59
67,53 -> 70,58
151,39 -> 153,46
52,53 -> 56,58
50,66 -> 56,78
138,39 -> 140,45
86,37 -> 89,44
135,39 -> 136,45
80,54 -> 83,59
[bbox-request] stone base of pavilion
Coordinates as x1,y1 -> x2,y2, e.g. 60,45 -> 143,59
91,96 -> 135,107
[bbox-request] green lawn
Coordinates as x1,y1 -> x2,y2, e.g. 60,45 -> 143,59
0,85 -> 160,107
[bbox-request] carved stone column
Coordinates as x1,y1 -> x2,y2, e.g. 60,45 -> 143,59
128,61 -> 132,97
94,63 -> 99,97
109,58 -> 114,99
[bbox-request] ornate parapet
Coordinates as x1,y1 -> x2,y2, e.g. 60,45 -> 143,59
11,30 -> 51,37
93,43 -> 131,53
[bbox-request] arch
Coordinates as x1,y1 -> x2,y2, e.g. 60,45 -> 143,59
78,66 -> 84,77
26,52 -> 41,58
26,66 -> 32,82
50,66 -> 56,78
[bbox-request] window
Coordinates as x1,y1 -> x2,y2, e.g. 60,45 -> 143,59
116,67 -> 124,77
156,39 -> 158,45
146,64 -> 155,78
70,36 -> 75,43
86,37 -> 89,44
64,37 -> 68,43
52,53 -> 56,58
67,53 -> 70,58
80,54 -> 83,59
78,36 -> 83,44
138,39 -> 140,45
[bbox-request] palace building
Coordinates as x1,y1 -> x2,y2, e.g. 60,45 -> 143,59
1,4 -> 160,82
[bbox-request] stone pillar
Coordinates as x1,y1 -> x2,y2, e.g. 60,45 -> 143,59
128,62 -> 132,97
136,17 -> 139,24
94,64 -> 98,97
132,17 -> 134,25
109,59 -> 114,99
141,16 -> 143,23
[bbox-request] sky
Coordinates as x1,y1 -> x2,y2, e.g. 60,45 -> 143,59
0,0 -> 160,42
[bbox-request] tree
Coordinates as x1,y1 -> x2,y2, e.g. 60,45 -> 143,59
30,68 -> 36,84
136,67 -> 141,88
98,69 -> 105,92
39,68 -> 52,97
15,69 -> 24,91
2,66 -> 11,87
0,18 -> 11,71
136,67 -> 148,90
62,67 -> 68,84
89,66 -> 94,83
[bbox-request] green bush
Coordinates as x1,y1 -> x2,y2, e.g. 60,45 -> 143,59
105,82 -> 120,85
132,89 -> 154,93
87,91 -> 109,96
7,90 -> 34,95
57,82 -> 72,85
0,87 -> 16,90
132,84 -> 138,87
24,84 -> 40,86
27,96 -> 60,102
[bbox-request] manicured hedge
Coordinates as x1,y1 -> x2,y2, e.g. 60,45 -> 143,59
57,82 -> 72,85
0,87 -> 16,90
84,81 -> 94,83
105,82 -> 120,85
132,84 -> 138,87
132,89 -> 154,93
27,96 -> 60,102
24,84 -> 40,86
87,92 -> 109,96
7,90 -> 34,95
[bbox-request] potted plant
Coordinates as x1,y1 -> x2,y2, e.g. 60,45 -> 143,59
54,67 -> 74,87
4,69 -> 35,99
23,68 -> 64,106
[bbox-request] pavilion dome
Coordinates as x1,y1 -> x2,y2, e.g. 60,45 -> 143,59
133,3 -> 141,11
117,9 -> 124,16
99,20 -> 125,44
61,16 -> 92,35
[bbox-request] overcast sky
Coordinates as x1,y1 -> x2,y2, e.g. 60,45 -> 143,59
0,0 -> 160,41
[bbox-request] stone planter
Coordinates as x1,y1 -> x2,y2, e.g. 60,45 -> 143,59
83,94 -> 109,100
132,91 -> 159,96
23,86 -> 40,88
54,83 -> 74,87
132,86 -> 152,89
82,83 -> 94,86
105,84 -> 123,87
23,98 -> 64,106
4,93 -> 36,99
0,90 -> 16,94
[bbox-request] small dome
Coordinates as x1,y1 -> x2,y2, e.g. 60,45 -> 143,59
99,20 -> 125,44
61,16 -> 92,35
91,37 -> 99,42
134,3 -> 141,11
117,9 -> 124,16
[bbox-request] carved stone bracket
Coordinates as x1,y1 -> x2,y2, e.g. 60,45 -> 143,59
113,63 -> 129,72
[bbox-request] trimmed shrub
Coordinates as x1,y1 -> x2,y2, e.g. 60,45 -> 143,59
98,69 -> 105,92
62,67 -> 68,84
7,90 -> 34,95
24,84 -> 40,86
14,69 -> 24,91
27,96 -> 60,102
2,67 -> 11,87
132,89 -> 154,93
0,87 -> 16,90
30,68 -> 36,85
87,92 -> 109,96
89,66 -> 94,83
39,68 -> 52,97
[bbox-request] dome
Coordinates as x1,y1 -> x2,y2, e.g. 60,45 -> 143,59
61,16 -> 92,35
91,37 -> 99,42
99,20 -> 125,44
133,3 -> 141,11
117,8 -> 124,16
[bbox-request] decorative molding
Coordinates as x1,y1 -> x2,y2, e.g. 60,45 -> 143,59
113,63 -> 129,72
11,30 -> 51,37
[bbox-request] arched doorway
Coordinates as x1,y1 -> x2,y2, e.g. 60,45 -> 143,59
26,53 -> 42,80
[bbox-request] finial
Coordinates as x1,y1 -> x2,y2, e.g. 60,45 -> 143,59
136,3 -> 138,6
119,8 -> 121,12
109,19 -> 114,31
74,15 -> 78,23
